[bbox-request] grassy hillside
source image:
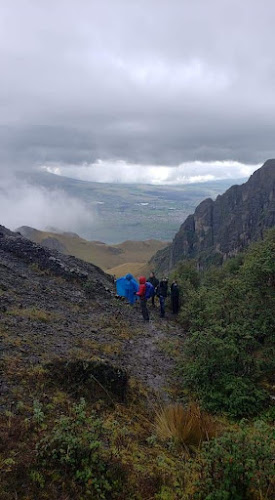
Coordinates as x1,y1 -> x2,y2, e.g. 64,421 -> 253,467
18,226 -> 167,276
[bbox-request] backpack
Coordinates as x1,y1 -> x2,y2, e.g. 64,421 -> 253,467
145,281 -> 155,299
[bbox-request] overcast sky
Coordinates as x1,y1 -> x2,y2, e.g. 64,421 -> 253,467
1,0 -> 275,183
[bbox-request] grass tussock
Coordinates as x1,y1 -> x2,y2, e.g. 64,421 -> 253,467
155,402 -> 217,450
8,307 -> 54,322
76,338 -> 122,357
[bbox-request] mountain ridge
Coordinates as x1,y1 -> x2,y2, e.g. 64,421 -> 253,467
151,159 -> 275,272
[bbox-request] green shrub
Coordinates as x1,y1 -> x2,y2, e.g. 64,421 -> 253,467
193,421 -> 275,500
36,398 -> 114,499
181,328 -> 268,417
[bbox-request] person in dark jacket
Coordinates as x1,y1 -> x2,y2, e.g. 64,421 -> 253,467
156,278 -> 168,318
148,271 -> 159,307
136,276 -> 149,321
171,280 -> 180,314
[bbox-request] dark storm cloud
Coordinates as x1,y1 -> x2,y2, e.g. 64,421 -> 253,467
1,0 -> 275,173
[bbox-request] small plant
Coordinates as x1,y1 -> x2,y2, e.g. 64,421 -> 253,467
32,400 -> 45,427
29,470 -> 45,488
0,457 -> 16,473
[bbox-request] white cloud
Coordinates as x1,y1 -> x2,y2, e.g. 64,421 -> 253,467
0,177 -> 93,233
43,160 -> 260,185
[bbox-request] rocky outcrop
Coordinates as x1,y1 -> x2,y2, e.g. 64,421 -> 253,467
151,160 -> 275,272
0,224 -> 111,291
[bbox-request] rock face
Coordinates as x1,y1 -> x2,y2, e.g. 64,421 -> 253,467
152,160 -> 275,272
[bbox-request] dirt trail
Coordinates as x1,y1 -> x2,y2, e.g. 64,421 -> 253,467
122,307 -> 185,402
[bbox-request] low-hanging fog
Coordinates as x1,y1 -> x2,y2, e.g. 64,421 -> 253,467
0,176 -> 93,236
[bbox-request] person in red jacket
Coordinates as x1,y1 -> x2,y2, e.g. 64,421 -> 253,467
136,276 -> 149,321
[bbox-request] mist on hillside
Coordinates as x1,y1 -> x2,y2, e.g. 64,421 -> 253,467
0,176 -> 93,235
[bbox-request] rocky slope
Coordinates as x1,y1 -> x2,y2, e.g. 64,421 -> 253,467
0,225 -> 182,409
151,159 -> 275,272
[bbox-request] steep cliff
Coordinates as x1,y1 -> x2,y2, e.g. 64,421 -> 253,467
151,160 -> 275,272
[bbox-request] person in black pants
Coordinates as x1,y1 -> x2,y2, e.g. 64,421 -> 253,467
156,278 -> 168,318
148,271 -> 159,307
171,280 -> 180,314
136,276 -> 149,321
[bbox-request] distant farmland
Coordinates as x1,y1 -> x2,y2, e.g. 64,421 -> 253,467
24,171 -> 247,243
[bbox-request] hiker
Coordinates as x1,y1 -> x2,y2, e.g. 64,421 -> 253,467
116,273 -> 138,305
147,271 -> 159,307
124,273 -> 139,305
156,278 -> 168,318
136,276 -> 149,321
171,280 -> 180,314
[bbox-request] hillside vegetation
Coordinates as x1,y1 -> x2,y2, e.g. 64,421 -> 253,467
0,224 -> 274,499
174,229 -> 275,418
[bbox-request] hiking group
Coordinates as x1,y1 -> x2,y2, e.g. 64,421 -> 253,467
116,271 -> 180,321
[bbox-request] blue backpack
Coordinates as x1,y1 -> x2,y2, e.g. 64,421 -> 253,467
145,281 -> 155,299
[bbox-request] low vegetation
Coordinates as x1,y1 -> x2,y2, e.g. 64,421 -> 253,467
1,384 -> 274,499
174,229 -> 275,419
8,307 -> 54,323
194,421 -> 275,500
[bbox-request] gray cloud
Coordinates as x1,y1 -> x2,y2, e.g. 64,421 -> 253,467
0,0 -> 275,175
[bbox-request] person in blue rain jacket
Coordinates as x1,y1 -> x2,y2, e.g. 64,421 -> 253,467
116,273 -> 138,305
